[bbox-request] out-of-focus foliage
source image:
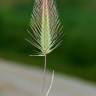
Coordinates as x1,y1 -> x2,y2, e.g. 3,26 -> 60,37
0,0 -> 96,82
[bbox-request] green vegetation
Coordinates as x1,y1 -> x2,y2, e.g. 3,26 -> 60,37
0,0 -> 96,82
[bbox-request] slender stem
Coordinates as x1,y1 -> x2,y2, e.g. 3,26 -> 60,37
45,70 -> 54,96
41,55 -> 47,94
44,55 -> 47,74
41,55 -> 55,96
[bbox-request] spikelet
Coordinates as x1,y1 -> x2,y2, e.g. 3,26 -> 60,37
27,0 -> 63,56
26,0 -> 63,95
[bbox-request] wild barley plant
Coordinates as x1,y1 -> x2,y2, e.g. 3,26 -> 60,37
26,0 -> 63,95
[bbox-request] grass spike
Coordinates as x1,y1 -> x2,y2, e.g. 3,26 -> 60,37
27,0 -> 63,95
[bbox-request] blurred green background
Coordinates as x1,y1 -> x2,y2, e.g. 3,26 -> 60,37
0,0 -> 96,82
